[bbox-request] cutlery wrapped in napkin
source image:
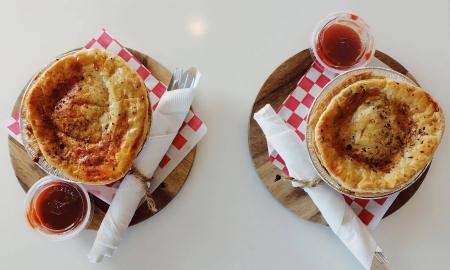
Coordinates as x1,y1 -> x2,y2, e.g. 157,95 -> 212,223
88,85 -> 198,263
254,104 -> 385,270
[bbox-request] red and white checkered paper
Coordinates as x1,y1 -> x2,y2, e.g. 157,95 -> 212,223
5,30 -> 207,204
268,61 -> 398,230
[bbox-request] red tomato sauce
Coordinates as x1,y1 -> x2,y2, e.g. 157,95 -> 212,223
316,23 -> 362,69
27,181 -> 87,232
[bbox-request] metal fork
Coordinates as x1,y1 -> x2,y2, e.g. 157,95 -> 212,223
181,67 -> 201,89
371,247 -> 390,270
167,68 -> 183,91
167,67 -> 201,91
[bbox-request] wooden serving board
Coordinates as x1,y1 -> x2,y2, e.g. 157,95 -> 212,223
9,48 -> 196,230
248,49 -> 429,225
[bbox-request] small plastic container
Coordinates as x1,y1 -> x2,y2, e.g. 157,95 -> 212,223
24,176 -> 92,241
311,12 -> 375,73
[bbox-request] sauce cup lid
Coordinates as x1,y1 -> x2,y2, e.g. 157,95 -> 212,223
24,176 -> 92,241
310,12 -> 375,73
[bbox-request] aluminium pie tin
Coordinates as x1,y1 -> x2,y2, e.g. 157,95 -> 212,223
305,67 -> 430,199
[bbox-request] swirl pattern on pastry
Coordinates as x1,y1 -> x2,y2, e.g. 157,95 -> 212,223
315,78 -> 444,193
25,49 -> 150,184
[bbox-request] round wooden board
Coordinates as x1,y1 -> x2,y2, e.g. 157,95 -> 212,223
248,49 -> 429,225
9,48 -> 196,230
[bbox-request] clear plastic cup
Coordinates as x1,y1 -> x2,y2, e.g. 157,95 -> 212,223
311,12 -> 375,73
24,176 -> 93,241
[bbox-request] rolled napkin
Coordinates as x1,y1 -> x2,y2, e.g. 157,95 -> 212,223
88,87 -> 196,263
254,104 -> 382,270
88,175 -> 144,260
135,88 -> 196,176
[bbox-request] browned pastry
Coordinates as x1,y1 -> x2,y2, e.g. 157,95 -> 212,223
25,48 -> 150,184
314,78 -> 444,193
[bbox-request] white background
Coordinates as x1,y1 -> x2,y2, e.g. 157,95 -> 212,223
1,0 -> 449,269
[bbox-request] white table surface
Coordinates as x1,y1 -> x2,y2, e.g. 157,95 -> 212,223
1,0 -> 449,269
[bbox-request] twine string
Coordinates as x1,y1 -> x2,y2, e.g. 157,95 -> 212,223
130,167 -> 158,213
280,175 -> 321,188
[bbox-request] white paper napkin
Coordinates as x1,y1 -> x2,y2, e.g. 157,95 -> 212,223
254,104 -> 381,269
88,87 -> 196,263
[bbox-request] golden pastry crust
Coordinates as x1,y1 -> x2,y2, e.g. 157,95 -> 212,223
315,78 -> 444,193
25,48 -> 150,184
309,72 -> 382,129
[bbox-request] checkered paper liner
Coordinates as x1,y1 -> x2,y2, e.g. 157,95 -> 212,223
5,30 -> 207,204
268,61 -> 398,230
